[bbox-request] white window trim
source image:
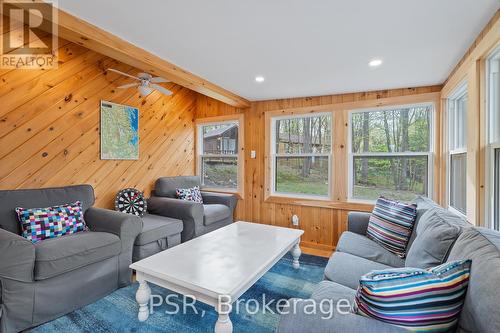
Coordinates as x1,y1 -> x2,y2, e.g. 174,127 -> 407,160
270,111 -> 333,200
196,119 -> 240,192
446,80 -> 468,217
485,47 -> 500,229
347,102 -> 435,203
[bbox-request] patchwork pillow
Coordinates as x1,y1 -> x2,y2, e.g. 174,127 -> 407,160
15,201 -> 88,243
366,197 -> 417,258
176,186 -> 203,203
354,259 -> 471,332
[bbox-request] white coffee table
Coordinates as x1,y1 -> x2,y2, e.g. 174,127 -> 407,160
130,221 -> 303,333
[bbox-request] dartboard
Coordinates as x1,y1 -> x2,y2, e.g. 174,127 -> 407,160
114,188 -> 147,216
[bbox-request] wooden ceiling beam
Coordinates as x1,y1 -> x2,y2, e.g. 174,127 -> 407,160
8,3 -> 250,108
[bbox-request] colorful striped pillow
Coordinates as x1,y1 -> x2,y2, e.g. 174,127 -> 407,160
367,197 -> 417,258
354,259 -> 471,332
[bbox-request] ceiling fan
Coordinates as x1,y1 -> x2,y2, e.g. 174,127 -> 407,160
108,68 -> 173,96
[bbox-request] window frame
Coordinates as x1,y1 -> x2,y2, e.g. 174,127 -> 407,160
445,80 -> 468,217
486,47 -> 500,230
270,111 -> 333,200
347,102 -> 435,203
195,114 -> 244,197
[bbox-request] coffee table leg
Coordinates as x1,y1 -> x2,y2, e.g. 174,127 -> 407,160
136,280 -> 151,321
215,312 -> 233,333
291,242 -> 301,269
215,298 -> 233,333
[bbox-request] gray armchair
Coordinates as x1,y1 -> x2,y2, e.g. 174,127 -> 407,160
0,185 -> 142,333
147,176 -> 237,242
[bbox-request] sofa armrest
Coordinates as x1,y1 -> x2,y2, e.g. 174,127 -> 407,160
0,228 -> 35,282
277,298 -> 408,333
147,196 -> 204,241
84,207 -> 143,286
84,207 -> 143,252
347,212 -> 371,235
201,191 -> 237,212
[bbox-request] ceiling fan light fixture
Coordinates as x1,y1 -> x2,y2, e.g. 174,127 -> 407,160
139,85 -> 153,96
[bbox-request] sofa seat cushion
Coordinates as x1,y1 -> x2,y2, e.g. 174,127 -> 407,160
135,214 -> 183,246
336,231 -> 405,268
34,231 -> 121,280
405,206 -> 471,268
311,280 -> 356,302
203,204 -> 231,226
447,228 -> 500,333
324,252 -> 393,290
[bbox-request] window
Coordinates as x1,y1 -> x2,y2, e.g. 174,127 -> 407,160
447,82 -> 468,215
487,48 -> 500,229
196,116 -> 242,192
349,104 -> 433,202
270,113 -> 332,198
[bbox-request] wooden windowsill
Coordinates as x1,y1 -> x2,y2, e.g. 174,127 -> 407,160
264,195 -> 374,212
201,188 -> 243,200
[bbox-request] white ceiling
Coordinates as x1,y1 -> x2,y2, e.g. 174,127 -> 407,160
58,0 -> 499,101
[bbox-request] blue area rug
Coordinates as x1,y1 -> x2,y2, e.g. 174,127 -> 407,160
30,253 -> 328,333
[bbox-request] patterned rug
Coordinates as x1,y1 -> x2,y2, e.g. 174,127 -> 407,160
30,253 -> 328,333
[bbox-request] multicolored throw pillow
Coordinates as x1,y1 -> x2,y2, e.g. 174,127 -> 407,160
354,259 -> 471,332
176,186 -> 203,203
16,201 -> 88,243
367,197 -> 417,258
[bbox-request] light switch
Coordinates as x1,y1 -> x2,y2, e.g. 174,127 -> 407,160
250,150 -> 256,159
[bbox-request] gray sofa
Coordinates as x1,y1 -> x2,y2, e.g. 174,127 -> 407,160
147,176 -> 237,242
0,185 -> 142,333
278,197 -> 500,333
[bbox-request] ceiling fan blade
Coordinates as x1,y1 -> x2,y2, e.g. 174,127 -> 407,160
151,83 -> 173,96
107,68 -> 140,81
150,77 -> 169,83
117,83 -> 139,89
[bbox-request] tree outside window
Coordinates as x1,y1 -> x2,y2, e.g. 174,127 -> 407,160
350,104 -> 433,202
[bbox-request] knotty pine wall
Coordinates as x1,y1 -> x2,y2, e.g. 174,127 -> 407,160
196,85 -> 442,251
0,38 -> 197,208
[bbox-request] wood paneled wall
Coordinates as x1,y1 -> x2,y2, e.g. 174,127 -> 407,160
0,38 -> 197,208
197,86 -> 442,251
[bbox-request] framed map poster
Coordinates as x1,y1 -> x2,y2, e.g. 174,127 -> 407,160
100,100 -> 139,160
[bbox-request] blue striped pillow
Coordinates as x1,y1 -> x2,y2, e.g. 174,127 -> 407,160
354,259 -> 471,332
367,197 -> 417,258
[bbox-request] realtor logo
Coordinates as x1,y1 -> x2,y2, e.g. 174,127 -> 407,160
0,0 -> 58,69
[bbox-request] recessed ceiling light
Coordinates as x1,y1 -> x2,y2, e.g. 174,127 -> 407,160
369,59 -> 383,67
255,76 -> 265,83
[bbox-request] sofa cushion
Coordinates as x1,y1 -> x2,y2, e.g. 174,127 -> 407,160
0,185 -> 95,235
405,207 -> 470,268
336,231 -> 405,268
354,259 -> 471,332
34,231 -> 121,280
16,201 -> 88,243
135,214 -> 183,246
311,280 -> 357,302
447,228 -> 500,333
407,196 -> 441,249
203,204 -> 231,226
366,197 -> 417,258
324,252 -> 393,290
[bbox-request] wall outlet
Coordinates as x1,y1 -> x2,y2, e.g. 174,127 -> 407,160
292,214 -> 299,226
250,150 -> 256,159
